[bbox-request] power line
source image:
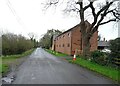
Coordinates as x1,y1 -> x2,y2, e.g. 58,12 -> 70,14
5,0 -> 27,29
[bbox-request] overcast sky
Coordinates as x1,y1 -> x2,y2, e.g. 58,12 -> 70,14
0,0 -> 119,41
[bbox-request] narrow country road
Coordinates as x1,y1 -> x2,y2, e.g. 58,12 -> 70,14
12,48 -> 113,84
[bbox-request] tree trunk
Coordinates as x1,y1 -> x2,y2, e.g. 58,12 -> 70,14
80,22 -> 91,59
82,35 -> 91,59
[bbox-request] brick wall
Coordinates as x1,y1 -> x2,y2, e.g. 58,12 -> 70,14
54,24 -> 98,56
55,32 -> 72,55
71,25 -> 98,55
71,26 -> 82,55
90,31 -> 98,51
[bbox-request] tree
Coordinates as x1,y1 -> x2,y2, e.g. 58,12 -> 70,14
28,32 -> 36,41
2,33 -> 18,55
28,32 -> 38,48
2,33 -> 34,55
39,29 -> 62,49
43,0 -> 120,58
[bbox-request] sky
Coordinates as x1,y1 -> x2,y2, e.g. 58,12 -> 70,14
0,0 -> 119,41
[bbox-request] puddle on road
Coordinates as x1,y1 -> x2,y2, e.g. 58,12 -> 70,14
1,77 -> 14,84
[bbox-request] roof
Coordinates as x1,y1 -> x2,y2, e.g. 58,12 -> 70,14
56,20 -> 91,38
98,41 -> 110,47
56,24 -> 80,37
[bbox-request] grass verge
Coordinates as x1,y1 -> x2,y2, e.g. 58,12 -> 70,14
45,49 -> 68,57
69,57 -> 120,82
0,48 -> 35,76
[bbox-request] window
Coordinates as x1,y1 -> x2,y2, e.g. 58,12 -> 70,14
68,33 -> 70,37
59,44 -> 61,47
67,43 -> 70,47
63,44 -> 64,47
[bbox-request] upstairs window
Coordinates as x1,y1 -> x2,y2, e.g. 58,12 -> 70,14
68,33 -> 70,37
67,43 -> 70,47
63,44 -> 64,47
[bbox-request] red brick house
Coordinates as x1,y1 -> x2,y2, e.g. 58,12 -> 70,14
52,22 -> 98,55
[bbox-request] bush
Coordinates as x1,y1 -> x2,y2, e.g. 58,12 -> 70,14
109,38 -> 120,66
91,50 -> 108,66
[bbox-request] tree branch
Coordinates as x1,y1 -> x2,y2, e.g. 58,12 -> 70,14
113,11 -> 120,20
89,2 -> 97,31
42,0 -> 59,11
96,2 -> 113,17
78,2 -> 84,22
90,2 -> 113,32
90,2 -> 96,18
73,5 -> 80,11
49,0 -> 59,5
90,2 -> 114,34
99,19 -> 116,25
95,2 -> 113,28
91,18 -> 116,35
83,3 -> 91,11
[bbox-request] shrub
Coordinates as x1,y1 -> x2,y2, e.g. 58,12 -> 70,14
109,38 -> 120,66
91,50 -> 108,66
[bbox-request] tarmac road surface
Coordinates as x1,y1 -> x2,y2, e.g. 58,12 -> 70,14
12,48 -> 114,84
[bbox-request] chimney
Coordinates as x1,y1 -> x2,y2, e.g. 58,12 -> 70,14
103,38 -> 105,41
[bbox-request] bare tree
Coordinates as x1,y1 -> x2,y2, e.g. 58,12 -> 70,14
28,32 -> 38,48
28,32 -> 36,41
43,0 -> 120,58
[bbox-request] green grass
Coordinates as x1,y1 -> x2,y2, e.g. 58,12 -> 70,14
0,64 -> 9,75
69,57 -> 120,82
0,49 -> 35,76
45,49 -> 68,57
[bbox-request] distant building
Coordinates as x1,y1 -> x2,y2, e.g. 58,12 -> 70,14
98,41 -> 110,50
52,21 -> 98,55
